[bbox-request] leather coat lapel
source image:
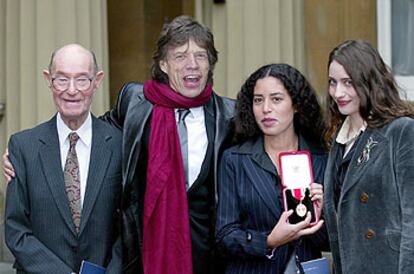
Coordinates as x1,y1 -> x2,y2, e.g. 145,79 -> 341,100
123,96 -> 152,185
213,95 -> 232,168
38,116 -> 76,234
79,117 -> 112,234
213,94 -> 234,200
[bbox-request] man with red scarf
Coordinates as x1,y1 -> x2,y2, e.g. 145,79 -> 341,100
102,16 -> 235,274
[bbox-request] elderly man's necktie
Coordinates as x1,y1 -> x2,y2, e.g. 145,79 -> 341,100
64,132 -> 81,234
177,109 -> 191,189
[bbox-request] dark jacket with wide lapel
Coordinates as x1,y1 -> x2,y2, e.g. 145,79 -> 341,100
5,115 -> 123,274
101,82 -> 235,273
215,136 -> 329,274
324,117 -> 414,274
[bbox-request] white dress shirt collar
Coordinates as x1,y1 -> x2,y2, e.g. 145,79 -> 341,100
56,112 -> 92,149
175,106 -> 204,120
336,116 -> 367,157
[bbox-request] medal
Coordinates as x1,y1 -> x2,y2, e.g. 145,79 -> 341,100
295,188 -> 307,217
296,203 -> 307,217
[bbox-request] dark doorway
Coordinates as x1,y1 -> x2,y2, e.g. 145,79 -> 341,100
107,0 -> 194,106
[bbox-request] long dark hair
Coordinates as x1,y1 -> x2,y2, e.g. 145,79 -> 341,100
151,15 -> 218,85
235,63 -> 325,147
325,40 -> 414,142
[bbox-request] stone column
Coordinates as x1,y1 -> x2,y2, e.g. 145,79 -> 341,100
196,0 -> 305,99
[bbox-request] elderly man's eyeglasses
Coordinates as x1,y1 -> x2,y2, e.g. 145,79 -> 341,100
51,76 -> 93,92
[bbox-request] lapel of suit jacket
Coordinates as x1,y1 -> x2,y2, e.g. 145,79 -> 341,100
239,137 -> 281,219
339,128 -> 385,200
186,100 -> 215,192
79,116 -> 113,234
38,116 -> 76,234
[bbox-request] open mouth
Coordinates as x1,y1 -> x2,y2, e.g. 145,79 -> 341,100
183,75 -> 202,88
184,75 -> 201,82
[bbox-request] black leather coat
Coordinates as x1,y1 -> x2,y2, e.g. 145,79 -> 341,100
101,82 -> 235,273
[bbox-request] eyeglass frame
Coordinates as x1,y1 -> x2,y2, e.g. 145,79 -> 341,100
50,75 -> 95,92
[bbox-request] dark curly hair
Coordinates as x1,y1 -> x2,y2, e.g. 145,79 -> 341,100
325,40 -> 414,144
235,63 -> 325,147
151,15 -> 218,85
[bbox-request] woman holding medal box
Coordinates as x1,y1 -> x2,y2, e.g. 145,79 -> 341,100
323,40 -> 414,274
215,63 -> 329,274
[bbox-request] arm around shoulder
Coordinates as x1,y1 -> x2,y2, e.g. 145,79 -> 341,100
100,82 -> 144,129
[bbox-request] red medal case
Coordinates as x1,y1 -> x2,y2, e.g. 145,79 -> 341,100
279,150 -> 319,226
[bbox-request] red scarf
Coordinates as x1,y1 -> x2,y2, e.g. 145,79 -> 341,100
143,79 -> 212,274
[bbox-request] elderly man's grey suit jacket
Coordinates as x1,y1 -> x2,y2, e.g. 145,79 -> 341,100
5,115 -> 123,274
324,117 -> 414,274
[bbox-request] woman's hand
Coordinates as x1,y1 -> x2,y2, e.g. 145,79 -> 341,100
266,210 -> 324,249
2,149 -> 15,182
310,183 -> 323,217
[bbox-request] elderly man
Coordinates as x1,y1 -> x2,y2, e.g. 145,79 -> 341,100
5,44 -> 122,274
102,16 -> 235,274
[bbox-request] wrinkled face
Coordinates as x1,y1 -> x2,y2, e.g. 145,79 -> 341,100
253,77 -> 296,138
160,38 -> 210,98
328,60 -> 361,119
43,46 -> 103,126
